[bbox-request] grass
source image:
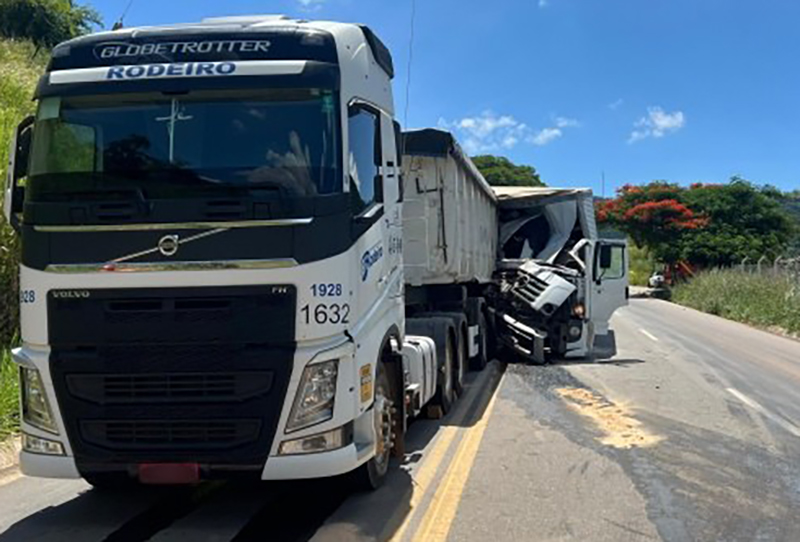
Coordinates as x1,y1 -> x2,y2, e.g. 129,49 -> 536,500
1,39 -> 46,440
628,243 -> 656,287
672,268 -> 800,336
0,349 -> 19,440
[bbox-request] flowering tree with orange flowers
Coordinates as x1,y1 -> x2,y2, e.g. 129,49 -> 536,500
596,179 -> 794,266
597,182 -> 708,263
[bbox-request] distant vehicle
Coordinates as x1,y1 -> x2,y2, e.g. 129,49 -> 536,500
649,272 -> 667,289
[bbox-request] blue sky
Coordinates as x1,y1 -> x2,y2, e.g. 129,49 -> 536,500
89,0 -> 800,195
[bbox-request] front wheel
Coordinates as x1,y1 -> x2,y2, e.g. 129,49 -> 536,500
352,360 -> 394,491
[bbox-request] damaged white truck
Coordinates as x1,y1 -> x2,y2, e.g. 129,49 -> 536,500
490,187 -> 628,363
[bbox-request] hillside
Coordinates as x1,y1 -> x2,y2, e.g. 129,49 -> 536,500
784,195 -> 800,256
2,41 -> 46,328
2,38 -> 45,342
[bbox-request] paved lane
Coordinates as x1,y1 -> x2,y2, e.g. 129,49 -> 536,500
2,299 -> 799,541
448,299 -> 800,542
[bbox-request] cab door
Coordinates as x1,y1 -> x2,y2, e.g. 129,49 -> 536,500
589,239 -> 628,335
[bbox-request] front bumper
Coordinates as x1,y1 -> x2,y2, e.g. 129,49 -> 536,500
20,450 -> 80,479
20,438 -> 371,481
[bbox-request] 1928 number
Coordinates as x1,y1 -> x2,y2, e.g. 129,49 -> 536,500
311,283 -> 343,297
301,303 -> 350,325
21,290 -> 35,303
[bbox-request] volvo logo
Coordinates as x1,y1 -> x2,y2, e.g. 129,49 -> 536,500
158,235 -> 180,257
52,290 -> 90,299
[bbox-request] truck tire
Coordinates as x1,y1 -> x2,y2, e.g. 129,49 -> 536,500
414,312 -> 467,397
406,317 -> 456,416
352,358 -> 394,490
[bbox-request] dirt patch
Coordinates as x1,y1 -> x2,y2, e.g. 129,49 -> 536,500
0,436 -> 20,472
556,387 -> 664,449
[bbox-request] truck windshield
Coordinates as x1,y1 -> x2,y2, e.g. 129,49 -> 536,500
27,88 -> 341,201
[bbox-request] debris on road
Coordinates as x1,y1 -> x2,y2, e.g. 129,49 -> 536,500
556,387 -> 663,449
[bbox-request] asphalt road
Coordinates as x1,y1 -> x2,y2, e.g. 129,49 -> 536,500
1,298 -> 799,541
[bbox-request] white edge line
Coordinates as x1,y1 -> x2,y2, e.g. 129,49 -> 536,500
640,329 -> 660,342
726,387 -> 800,438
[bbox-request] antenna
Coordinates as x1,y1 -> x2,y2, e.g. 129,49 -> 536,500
112,0 -> 135,30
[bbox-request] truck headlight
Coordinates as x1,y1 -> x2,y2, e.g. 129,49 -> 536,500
20,366 -> 58,434
279,424 -> 353,455
286,359 -> 339,433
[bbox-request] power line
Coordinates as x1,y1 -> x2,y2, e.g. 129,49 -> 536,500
403,0 -> 417,130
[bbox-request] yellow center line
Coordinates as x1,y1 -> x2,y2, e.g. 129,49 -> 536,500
410,388 -> 500,542
387,425 -> 459,542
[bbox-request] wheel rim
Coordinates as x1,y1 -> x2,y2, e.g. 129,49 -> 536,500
373,378 -> 393,474
459,332 -> 467,385
480,321 -> 488,361
443,335 -> 453,400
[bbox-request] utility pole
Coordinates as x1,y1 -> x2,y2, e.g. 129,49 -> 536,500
601,171 -> 606,199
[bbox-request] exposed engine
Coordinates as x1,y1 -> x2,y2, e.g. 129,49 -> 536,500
488,260 -> 586,363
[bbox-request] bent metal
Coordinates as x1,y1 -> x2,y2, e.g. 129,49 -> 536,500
96,40 -> 271,59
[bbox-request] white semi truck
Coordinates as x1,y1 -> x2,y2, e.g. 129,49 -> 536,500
2,15 -> 627,489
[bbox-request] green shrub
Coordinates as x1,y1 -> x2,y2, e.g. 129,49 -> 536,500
0,348 -> 18,439
673,269 -> 800,335
1,39 -> 46,347
628,243 -> 655,286
1,40 -> 46,438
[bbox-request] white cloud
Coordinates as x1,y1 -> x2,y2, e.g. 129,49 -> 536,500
297,0 -> 325,12
554,116 -> 579,128
439,111 -> 527,154
608,99 -> 624,110
529,127 -> 562,146
628,106 -> 685,143
440,110 -> 579,154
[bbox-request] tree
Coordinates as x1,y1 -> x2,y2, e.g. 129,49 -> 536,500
0,0 -> 101,53
596,179 -> 794,266
472,155 -> 545,187
597,182 -> 707,263
681,180 -> 794,265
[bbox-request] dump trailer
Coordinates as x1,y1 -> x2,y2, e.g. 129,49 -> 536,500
401,129 -> 499,393
2,15 -> 485,489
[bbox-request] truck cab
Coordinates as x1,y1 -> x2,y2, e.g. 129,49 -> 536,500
491,187 -> 628,362
4,15 -> 411,488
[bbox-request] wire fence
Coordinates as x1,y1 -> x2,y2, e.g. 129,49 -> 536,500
738,255 -> 800,282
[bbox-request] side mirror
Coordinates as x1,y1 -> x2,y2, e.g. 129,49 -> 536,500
599,245 -> 613,269
3,115 -> 34,233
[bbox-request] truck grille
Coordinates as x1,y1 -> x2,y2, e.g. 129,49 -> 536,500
513,274 -> 549,304
67,372 -> 274,405
81,420 -> 262,450
47,286 -> 296,468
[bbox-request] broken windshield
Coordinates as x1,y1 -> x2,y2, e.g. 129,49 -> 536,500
27,87 -> 341,202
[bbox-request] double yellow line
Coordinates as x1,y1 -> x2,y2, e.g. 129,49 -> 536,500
389,364 -> 503,542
